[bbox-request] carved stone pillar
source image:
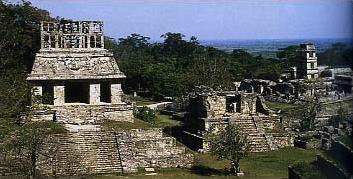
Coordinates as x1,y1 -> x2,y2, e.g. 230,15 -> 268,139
54,85 -> 65,105
90,83 -> 100,104
111,83 -> 122,103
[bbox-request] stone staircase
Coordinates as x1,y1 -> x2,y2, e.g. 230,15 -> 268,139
233,116 -> 271,152
38,129 -> 123,175
37,127 -> 193,175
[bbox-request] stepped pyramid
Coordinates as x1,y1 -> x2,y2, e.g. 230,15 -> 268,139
26,20 -> 193,176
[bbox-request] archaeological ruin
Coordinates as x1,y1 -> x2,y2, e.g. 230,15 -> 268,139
183,87 -> 293,152
26,20 -> 193,175
179,44 -> 352,153
27,20 -> 133,123
238,43 -> 353,104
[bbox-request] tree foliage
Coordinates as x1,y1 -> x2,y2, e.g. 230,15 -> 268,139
110,33 -> 286,99
0,0 -> 52,118
0,120 -> 66,178
133,107 -> 157,124
276,45 -> 301,68
317,43 -> 353,68
297,81 -> 324,131
0,2 -> 64,178
209,124 -> 249,163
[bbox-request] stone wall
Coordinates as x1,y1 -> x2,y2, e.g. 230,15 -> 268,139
206,95 -> 226,117
271,133 -> 294,148
116,128 -> 193,172
31,104 -> 134,124
203,117 -> 229,134
239,93 -> 257,114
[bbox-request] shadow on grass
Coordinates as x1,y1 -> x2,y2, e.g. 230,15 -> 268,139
190,165 -> 229,176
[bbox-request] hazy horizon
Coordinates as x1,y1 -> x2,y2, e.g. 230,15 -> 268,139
8,0 -> 353,41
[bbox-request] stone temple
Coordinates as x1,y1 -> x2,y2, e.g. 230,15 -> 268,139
27,20 -> 133,123
183,86 -> 293,152
25,20 -> 193,175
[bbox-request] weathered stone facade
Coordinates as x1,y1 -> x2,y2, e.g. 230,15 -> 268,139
185,89 -> 293,152
298,43 -> 319,80
31,104 -> 133,124
27,20 -> 133,124
116,128 -> 193,172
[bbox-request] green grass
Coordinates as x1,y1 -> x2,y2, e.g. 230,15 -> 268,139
154,114 -> 182,128
265,101 -> 302,114
239,147 -> 321,178
128,95 -> 159,106
101,113 -> 182,131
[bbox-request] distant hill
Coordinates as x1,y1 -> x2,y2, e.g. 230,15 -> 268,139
200,38 -> 353,58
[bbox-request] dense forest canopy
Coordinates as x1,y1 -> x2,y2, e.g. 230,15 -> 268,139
0,1 -> 352,118
0,0 -> 52,118
108,33 -> 285,98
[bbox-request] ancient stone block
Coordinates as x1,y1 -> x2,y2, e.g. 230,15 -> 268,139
89,83 -> 100,104
54,85 -> 65,105
111,83 -> 122,104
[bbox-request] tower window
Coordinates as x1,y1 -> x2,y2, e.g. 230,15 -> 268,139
308,51 -> 314,57
90,36 -> 95,48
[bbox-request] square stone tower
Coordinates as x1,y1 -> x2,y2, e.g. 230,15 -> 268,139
298,43 -> 319,80
27,20 -> 133,124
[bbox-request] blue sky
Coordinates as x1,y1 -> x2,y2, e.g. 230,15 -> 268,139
20,0 -> 353,40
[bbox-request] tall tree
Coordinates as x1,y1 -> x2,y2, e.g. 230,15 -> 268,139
209,124 -> 249,174
0,1 -> 51,118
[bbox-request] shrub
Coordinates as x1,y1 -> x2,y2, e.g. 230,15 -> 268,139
133,107 -> 157,124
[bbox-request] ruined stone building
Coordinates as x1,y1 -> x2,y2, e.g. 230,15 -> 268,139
279,43 -> 319,81
25,20 -> 193,175
239,43 -> 353,103
27,20 -> 133,123
297,43 -> 319,80
184,87 -> 293,152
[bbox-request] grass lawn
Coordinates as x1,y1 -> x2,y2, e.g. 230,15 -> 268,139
48,147 -> 320,179
154,114 -> 182,128
101,113 -> 182,131
265,101 -> 302,114
239,147 -> 320,178
127,95 -> 159,106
